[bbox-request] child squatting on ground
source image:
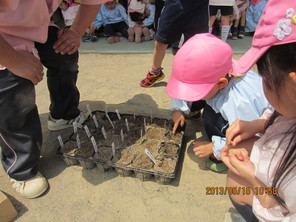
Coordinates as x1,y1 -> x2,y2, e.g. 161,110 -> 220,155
166,33 -> 270,173
219,0 -> 296,221
127,0 -> 155,43
59,0 -> 80,28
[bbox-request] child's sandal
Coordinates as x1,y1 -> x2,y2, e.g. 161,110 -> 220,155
128,35 -> 134,42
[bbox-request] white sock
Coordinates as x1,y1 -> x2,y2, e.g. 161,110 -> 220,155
221,25 -> 231,41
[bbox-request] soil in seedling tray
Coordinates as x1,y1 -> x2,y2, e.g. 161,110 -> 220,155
59,111 -> 184,182
159,142 -> 180,158
145,126 -> 167,140
116,148 -> 133,165
132,153 -> 154,170
75,141 -> 94,158
154,157 -> 177,174
60,140 -> 78,156
59,140 -> 79,165
94,146 -> 113,163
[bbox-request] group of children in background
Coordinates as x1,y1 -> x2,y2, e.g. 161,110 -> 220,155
209,0 -> 267,41
57,0 -> 156,44
57,0 -> 267,44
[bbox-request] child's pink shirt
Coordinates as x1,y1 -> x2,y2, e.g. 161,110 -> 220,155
250,116 -> 296,221
0,0 -> 105,53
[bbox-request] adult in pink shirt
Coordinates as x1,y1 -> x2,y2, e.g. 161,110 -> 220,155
0,0 -> 106,199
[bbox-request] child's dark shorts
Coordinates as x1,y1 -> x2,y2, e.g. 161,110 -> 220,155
156,0 -> 209,45
209,5 -> 234,16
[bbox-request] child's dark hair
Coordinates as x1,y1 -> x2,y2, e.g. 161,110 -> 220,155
257,43 -> 296,208
62,0 -> 70,7
129,11 -> 145,22
257,42 -> 296,98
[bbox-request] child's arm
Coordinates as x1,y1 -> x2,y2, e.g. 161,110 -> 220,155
172,110 -> 185,134
0,0 -> 20,12
92,10 -> 103,29
118,4 -> 129,25
101,5 -> 110,26
0,35 -> 43,85
143,4 -> 155,27
170,99 -> 191,133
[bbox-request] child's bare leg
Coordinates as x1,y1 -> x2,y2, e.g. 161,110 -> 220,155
134,26 -> 142,43
88,25 -> 96,34
152,40 -> 168,68
232,16 -> 240,39
209,15 -> 217,33
139,40 -> 168,87
142,27 -> 150,41
238,10 -> 246,38
127,27 -> 134,42
227,171 -> 254,206
240,10 -> 246,27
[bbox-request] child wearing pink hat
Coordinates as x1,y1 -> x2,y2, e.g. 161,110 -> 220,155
219,0 -> 296,221
166,33 -> 270,173
59,0 -> 80,28
127,0 -> 155,43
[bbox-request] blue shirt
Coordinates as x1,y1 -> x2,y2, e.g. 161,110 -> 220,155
143,4 -> 155,27
92,10 -> 103,28
170,70 -> 272,159
93,3 -> 128,28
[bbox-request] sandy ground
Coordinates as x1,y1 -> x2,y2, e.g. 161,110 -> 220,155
0,53 -> 245,222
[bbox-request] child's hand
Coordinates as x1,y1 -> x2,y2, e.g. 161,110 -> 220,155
53,28 -> 80,55
88,25 -> 97,34
144,7 -> 151,16
172,110 -> 185,133
226,119 -> 266,146
193,141 -> 213,157
8,50 -> 44,85
221,146 -> 255,181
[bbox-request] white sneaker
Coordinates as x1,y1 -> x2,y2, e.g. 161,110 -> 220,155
48,112 -> 87,131
10,172 -> 48,199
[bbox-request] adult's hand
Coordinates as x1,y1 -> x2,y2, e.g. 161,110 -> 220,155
53,28 -> 80,55
7,50 -> 44,85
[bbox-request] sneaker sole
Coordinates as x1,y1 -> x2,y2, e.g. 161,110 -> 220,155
141,74 -> 165,88
47,122 -> 73,131
206,162 -> 227,173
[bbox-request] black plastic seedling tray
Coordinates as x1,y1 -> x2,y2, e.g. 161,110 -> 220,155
57,110 -> 185,184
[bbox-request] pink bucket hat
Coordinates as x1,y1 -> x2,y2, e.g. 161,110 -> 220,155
230,0 -> 296,76
166,33 -> 233,102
